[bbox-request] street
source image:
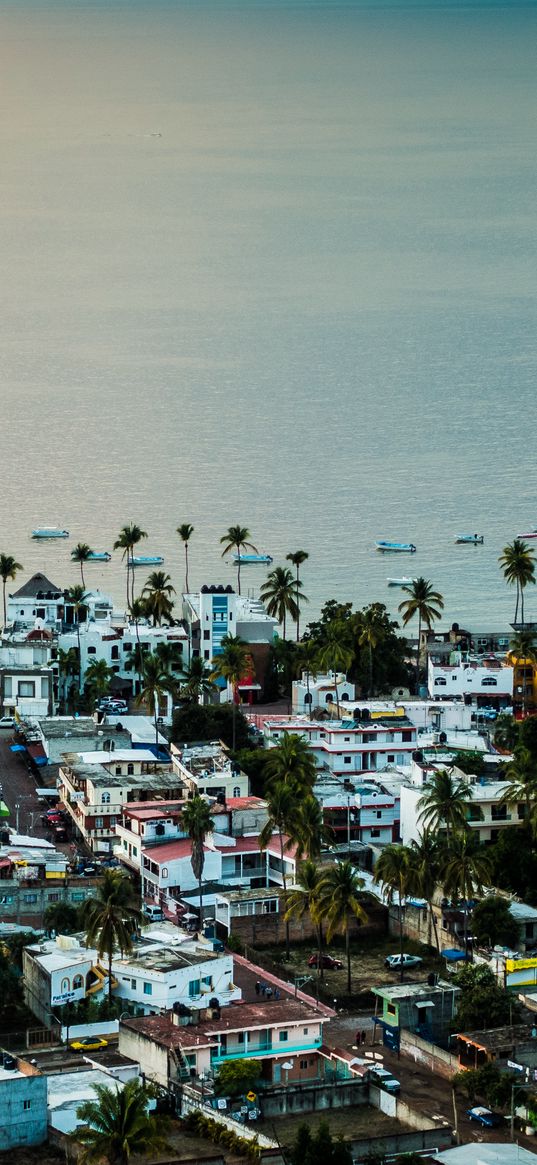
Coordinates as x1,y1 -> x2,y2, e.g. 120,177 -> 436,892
0,729 -> 53,839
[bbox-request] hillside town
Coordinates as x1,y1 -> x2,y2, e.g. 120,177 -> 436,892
2,533 -> 537,1165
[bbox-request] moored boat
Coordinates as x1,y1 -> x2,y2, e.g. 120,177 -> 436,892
376,541 -> 416,553
132,555 -> 165,566
455,533 -> 484,545
387,577 -> 416,587
232,553 -> 273,564
32,527 -> 69,539
87,551 -> 112,562
518,530 -> 537,540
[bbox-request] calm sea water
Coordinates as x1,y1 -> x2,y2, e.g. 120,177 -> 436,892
1,0 -> 536,631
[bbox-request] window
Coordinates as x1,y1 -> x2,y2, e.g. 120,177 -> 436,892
370,828 -> 380,838
279,1030 -> 288,1042
203,630 -> 210,640
376,810 -> 382,819
233,786 -> 241,797
300,1059 -> 308,1070
204,650 -> 210,660
202,975 -> 213,989
143,982 -> 152,995
387,1003 -> 396,1017
127,763 -> 134,775
95,817 -> 104,828
237,1032 -> 244,1043
73,974 -> 83,990
434,678 -> 447,687
115,765 -> 121,775
303,1027 -> 309,1034
111,645 -> 119,660
71,891 -> 85,902
18,681 -> 35,698
387,755 -> 395,763
162,867 -> 168,877
102,792 -> 111,804
482,676 -> 497,687
262,899 -> 277,914
189,979 -> 201,997
123,643 -> 132,652
61,978 -> 70,993
110,816 -> 117,826
48,892 -> 60,903
23,1100 -> 31,1111
131,979 -> 137,990
344,757 -> 351,764
87,646 -> 97,655
25,893 -> 38,903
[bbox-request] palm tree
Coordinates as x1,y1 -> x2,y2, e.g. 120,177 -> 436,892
154,640 -> 185,677
260,781 -> 298,958
71,543 -> 93,589
181,796 -> 214,929
440,831 -> 492,959
295,795 -> 333,861
142,571 -> 175,626
294,639 -> 319,719
56,646 -> 79,709
83,870 -> 141,999
316,621 -> 353,716
211,634 -> 253,749
128,597 -> 147,696
500,745 -> 537,826
354,606 -> 384,698
407,831 -> 444,953
499,539 -> 536,625
180,655 -> 217,705
113,524 -> 148,607
418,769 -> 472,841
286,550 -> 309,640
0,554 -> 22,628
66,584 -> 88,693
85,658 -> 114,705
220,525 -> 258,595
177,523 -> 194,593
260,566 -> 305,640
136,652 -> 177,750
317,861 -> 368,993
374,844 -> 412,981
493,712 -> 519,753
264,730 -> 317,797
75,1078 -> 170,1165
509,630 -> 537,717
285,860 -> 326,991
398,578 -> 444,694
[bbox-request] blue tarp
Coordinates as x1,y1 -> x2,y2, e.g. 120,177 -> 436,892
9,744 -> 26,752
442,949 -> 466,962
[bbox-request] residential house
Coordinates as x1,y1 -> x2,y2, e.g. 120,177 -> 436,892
0,1055 -> 48,1150
6,573 -> 65,633
0,840 -> 99,927
372,979 -> 460,1045
170,742 -> 249,800
182,585 -> 277,701
264,713 -> 417,776
292,672 -> 355,716
427,653 -> 513,710
400,762 -> 524,847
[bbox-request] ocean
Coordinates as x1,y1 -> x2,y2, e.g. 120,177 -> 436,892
1,0 -> 536,632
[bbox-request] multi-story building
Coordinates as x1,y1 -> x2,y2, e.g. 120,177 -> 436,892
264,713 -> 417,776
182,584 -> 277,701
427,653 -> 513,709
0,840 -> 99,927
292,672 -> 356,716
400,760 -> 526,846
0,1055 -> 48,1150
170,742 -> 249,799
58,619 -> 189,702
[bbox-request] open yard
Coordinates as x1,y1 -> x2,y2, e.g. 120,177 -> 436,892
265,1104 -> 404,1146
258,933 -> 443,1000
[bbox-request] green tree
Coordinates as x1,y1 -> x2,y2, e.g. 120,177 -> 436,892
295,795 -> 333,861
317,860 -> 368,993
493,712 -> 519,753
66,584 -> 88,693
214,1058 -> 261,1097
471,895 -> 521,949
180,655 -> 216,705
440,831 -> 492,958
181,796 -> 214,928
85,658 -> 114,706
127,597 -> 147,696
0,948 -> 24,1024
353,605 -> 385,697
220,525 -> 258,595
171,702 -> 251,752
259,781 -> 298,957
295,639 -> 319,718
154,640 -> 185,678
487,825 -> 537,905
142,571 -> 175,626
44,902 -> 81,935
407,830 -> 444,952
113,523 -> 148,607
286,549 -> 309,641
398,577 -> 444,693
453,962 -> 520,1030
71,543 -> 93,589
264,731 -> 317,797
56,646 -> 79,709
499,539 -> 536,625
452,751 -> 486,777
374,844 -> 413,979
260,566 -> 304,640
136,652 -> 177,750
211,634 -> 253,750
285,860 -> 327,988
316,621 -> 353,716
0,553 -> 23,628
500,745 -> 537,826
288,1119 -> 352,1165
418,769 -> 472,841
84,870 -> 141,999
177,523 -> 194,593
75,1078 -> 170,1165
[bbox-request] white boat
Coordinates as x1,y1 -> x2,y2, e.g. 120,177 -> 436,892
32,527 -> 69,539
232,553 -> 273,564
455,533 -> 484,545
518,530 -> 537,540
87,551 -> 112,562
132,555 -> 165,566
387,577 -> 416,587
376,541 -> 416,553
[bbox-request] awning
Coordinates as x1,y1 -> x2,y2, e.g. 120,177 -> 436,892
35,788 -> 59,799
414,1000 -> 435,1009
0,858 -> 12,869
9,744 -> 26,753
27,743 -> 48,765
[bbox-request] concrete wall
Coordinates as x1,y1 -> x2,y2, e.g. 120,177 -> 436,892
61,1020 -> 120,1041
400,1030 -> 458,1079
257,1077 -> 368,1116
0,1070 -> 48,1149
228,898 -> 387,947
118,1024 -> 170,1088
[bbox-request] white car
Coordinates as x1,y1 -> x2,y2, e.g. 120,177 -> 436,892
0,716 -> 16,729
370,1067 -> 401,1094
385,953 -> 423,970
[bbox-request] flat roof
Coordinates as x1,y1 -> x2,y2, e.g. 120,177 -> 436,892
455,1024 -> 534,1051
122,998 -> 323,1049
374,980 -> 456,1001
220,887 -> 280,903
47,1069 -> 122,1110
119,946 -> 217,972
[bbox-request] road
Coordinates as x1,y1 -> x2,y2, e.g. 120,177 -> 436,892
0,729 -> 77,857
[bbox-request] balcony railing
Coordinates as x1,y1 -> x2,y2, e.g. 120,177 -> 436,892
210,1037 -> 322,1064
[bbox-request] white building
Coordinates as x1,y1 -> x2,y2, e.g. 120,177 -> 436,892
428,655 -> 513,706
292,672 -> 355,716
7,573 -> 65,632
47,1070 -> 125,1135
264,713 -> 417,776
58,618 -> 188,701
400,761 -> 525,846
170,741 -> 249,799
0,1056 -> 48,1150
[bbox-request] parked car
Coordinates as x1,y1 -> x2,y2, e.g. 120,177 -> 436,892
70,1037 -> 108,1052
385,954 -> 423,970
370,1067 -> 401,1094
307,953 -> 344,970
144,904 -> 164,922
0,716 -> 16,729
467,1106 -> 503,1128
98,698 -> 128,713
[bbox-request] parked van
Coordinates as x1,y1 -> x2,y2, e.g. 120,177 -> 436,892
144,904 -> 164,922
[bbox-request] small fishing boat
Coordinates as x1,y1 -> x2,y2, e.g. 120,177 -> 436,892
387,577 -> 416,587
87,551 -> 112,562
518,530 -> 537,540
132,555 -> 165,566
455,533 -> 484,545
32,527 -> 69,539
376,541 -> 416,553
232,553 -> 273,564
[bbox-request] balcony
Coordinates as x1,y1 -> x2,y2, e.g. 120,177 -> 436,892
210,1037 -> 322,1065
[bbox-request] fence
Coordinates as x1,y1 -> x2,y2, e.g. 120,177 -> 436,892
399,1030 -> 459,1079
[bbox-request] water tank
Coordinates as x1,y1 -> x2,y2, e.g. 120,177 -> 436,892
155,824 -> 165,836
353,708 -> 362,721
412,750 -> 424,763
362,709 -> 371,722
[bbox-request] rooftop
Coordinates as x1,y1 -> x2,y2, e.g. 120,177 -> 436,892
118,945 -> 218,972
123,801 -> 185,821
64,763 -> 181,790
122,998 -> 323,1048
455,1024 -> 536,1052
11,572 -> 62,600
373,979 -> 456,1001
435,1145 -> 537,1164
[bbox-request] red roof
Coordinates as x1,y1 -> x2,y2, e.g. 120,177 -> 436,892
142,838 -> 206,863
220,797 -> 266,810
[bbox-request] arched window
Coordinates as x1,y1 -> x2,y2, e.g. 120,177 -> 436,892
102,791 -> 111,804
61,977 -> 70,994
73,974 -> 83,990
304,693 -> 312,704
111,645 -> 119,660
341,693 -> 349,702
233,786 -> 241,798
87,646 -> 97,655
325,694 -> 334,703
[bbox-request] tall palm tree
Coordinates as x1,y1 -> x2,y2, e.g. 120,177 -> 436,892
285,860 -> 326,991
509,630 -> 537,717
85,658 -> 114,705
493,712 -> 519,753
407,831 -> 444,953
499,539 -> 536,625
418,769 -> 472,841
500,745 -> 537,826
56,646 -> 79,709
295,795 -> 333,861
264,730 -> 317,797
128,597 -> 147,696
84,870 -> 141,999
180,655 -> 217,705
316,621 -> 353,716
260,566 -> 305,640
142,571 -> 175,626
374,844 -> 412,980
136,652 -> 177,750
66,584 -> 88,693
286,550 -> 309,640
0,553 -> 22,628
181,797 -> 214,928
294,639 -> 319,719
260,781 -> 298,958
211,634 -> 253,749
177,523 -> 194,593
113,524 -> 148,607
440,831 -> 492,959
398,577 -> 444,694
75,1078 -> 170,1165
220,525 -> 258,595
71,543 -> 93,589
354,606 -> 384,698
317,861 -> 368,993
154,640 -> 184,677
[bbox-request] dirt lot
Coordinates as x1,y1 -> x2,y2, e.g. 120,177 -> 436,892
265,1104 -> 403,1147
261,933 -> 443,1000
